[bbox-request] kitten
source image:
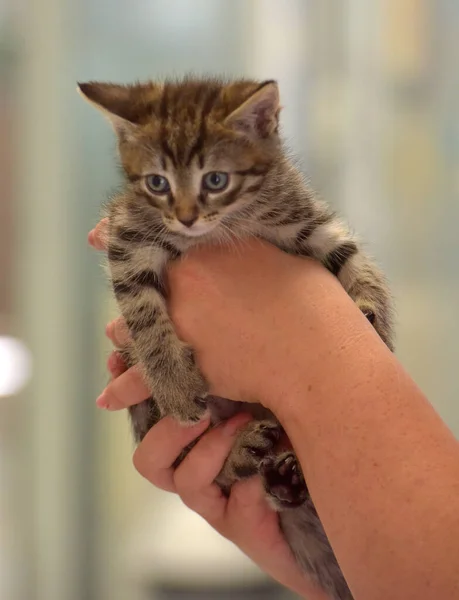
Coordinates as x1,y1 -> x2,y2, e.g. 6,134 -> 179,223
79,77 -> 395,600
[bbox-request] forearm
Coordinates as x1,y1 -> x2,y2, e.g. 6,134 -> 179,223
263,267 -> 459,600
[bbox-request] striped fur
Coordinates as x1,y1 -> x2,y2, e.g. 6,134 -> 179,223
80,76 -> 395,600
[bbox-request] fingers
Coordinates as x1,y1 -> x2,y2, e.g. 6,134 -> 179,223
106,317 -> 130,348
99,317 -> 140,408
133,416 -> 211,492
88,218 -> 108,250
96,365 -> 150,409
107,350 -> 127,378
173,414 -> 253,520
227,476 -> 274,535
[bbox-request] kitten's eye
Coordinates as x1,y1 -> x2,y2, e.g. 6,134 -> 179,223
202,172 -> 229,192
145,174 -> 170,194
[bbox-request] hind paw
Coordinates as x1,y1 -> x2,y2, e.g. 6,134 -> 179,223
261,452 -> 309,509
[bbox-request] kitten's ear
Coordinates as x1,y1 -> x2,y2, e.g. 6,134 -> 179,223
224,80 -> 280,138
77,82 -> 139,137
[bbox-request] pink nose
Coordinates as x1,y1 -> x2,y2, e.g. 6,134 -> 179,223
178,216 -> 198,227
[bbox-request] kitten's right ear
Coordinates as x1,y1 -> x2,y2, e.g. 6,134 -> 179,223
224,80 -> 280,139
77,82 -> 139,137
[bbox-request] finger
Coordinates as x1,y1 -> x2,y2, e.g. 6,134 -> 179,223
224,477 -> 281,551
174,413 -> 253,522
225,478 -> 320,597
96,365 -> 149,410
227,476 -> 272,528
106,317 -> 130,348
88,218 -> 109,250
133,416 -> 211,492
107,350 -> 127,378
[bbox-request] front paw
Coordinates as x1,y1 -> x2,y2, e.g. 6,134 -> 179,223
154,345 -> 209,425
261,452 -> 309,509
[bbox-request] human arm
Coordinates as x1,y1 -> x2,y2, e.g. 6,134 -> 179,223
91,220 -> 459,600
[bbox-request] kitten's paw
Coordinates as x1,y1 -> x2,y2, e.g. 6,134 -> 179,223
357,301 -> 376,325
261,452 -> 309,509
171,393 -> 209,426
217,421 -> 282,485
242,422 -> 282,459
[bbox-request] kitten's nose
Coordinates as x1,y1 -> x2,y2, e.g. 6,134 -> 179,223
178,216 -> 198,228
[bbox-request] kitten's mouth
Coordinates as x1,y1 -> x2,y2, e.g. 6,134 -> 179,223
167,220 -> 218,238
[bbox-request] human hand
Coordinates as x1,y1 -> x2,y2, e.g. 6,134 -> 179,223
102,341 -> 325,600
89,217 -> 361,412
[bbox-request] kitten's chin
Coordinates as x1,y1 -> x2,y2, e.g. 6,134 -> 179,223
167,221 -> 219,238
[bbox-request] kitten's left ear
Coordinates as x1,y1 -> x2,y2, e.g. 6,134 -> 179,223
77,81 -> 140,138
224,80 -> 281,138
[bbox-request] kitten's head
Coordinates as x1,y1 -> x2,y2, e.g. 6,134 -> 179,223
78,77 -> 282,237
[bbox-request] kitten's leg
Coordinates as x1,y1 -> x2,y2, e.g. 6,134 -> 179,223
115,340 -> 162,442
307,224 -> 394,349
274,213 -> 395,350
107,229 -> 208,427
332,250 -> 394,351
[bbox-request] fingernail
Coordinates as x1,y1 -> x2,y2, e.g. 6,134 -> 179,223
96,393 -> 109,409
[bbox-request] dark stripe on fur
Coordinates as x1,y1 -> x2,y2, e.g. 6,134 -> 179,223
144,345 -> 164,360
245,181 -> 264,194
116,225 -> 180,258
117,227 -> 143,243
154,238 -> 181,258
130,304 -> 160,329
126,174 -> 141,183
113,281 -> 136,296
234,464 -> 259,479
108,245 -> 130,261
296,223 -> 316,245
220,182 -> 243,207
159,84 -> 178,168
235,166 -> 269,176
185,86 -> 221,167
324,241 -> 358,276
130,270 -> 166,295
161,138 -> 177,169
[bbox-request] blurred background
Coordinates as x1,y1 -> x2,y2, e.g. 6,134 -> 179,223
0,0 -> 458,598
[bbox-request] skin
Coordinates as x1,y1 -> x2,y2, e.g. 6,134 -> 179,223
90,219 -> 459,600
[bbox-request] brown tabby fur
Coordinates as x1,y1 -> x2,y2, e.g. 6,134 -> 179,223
79,76 -> 395,600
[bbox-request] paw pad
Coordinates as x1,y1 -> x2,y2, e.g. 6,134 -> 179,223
262,453 -> 308,508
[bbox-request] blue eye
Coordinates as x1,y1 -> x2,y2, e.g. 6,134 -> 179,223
146,174 -> 170,194
202,172 -> 229,192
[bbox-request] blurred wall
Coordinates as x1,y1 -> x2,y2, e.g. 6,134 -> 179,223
0,1 -> 458,599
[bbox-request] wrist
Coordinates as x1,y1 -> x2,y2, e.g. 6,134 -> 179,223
254,263 -> 389,418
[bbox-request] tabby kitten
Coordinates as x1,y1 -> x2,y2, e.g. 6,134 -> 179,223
79,77 -> 394,600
